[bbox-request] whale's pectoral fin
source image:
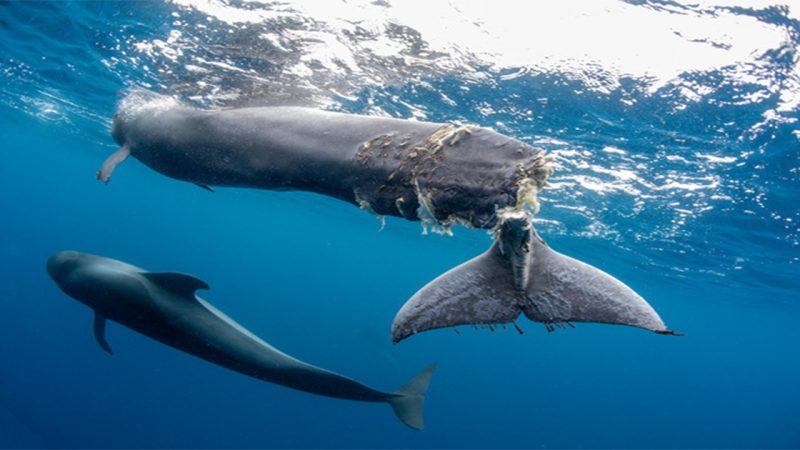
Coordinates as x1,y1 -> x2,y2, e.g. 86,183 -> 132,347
194,183 -> 214,192
96,146 -> 130,184
391,252 -> 523,343
142,272 -> 210,301
387,363 -> 437,431
93,312 -> 113,355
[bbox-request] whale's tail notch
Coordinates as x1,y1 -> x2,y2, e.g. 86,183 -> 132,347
392,212 -> 677,343
387,363 -> 437,431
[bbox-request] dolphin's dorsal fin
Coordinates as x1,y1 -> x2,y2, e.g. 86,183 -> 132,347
93,312 -> 113,355
141,272 -> 210,299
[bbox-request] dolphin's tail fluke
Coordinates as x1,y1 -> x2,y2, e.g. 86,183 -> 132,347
392,211 -> 678,343
387,363 -> 437,431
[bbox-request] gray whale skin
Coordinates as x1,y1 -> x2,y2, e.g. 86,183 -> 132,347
46,250 -> 436,430
101,94 -> 679,342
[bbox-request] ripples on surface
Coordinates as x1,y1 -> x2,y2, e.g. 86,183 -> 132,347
0,0 -> 798,300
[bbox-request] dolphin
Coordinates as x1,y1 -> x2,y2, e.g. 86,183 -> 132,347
46,250 -> 437,430
99,92 -> 677,340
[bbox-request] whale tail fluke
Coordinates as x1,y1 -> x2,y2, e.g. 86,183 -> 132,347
387,363 -> 437,431
392,214 -> 676,343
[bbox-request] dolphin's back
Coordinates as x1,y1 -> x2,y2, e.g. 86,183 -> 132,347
139,277 -> 391,402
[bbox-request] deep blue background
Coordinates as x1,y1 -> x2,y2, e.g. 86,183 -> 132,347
1,1 -> 799,448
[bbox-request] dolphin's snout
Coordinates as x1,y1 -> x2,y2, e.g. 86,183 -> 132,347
46,250 -> 80,281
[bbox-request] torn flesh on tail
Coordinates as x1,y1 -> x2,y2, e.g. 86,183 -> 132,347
391,211 -> 678,343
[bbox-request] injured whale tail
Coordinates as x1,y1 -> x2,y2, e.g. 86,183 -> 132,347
392,211 -> 679,343
387,363 -> 437,431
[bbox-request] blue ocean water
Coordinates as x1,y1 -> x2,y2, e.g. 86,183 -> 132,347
1,1 -> 799,448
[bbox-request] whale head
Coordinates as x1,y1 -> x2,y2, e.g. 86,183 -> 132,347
99,92 -> 190,184
111,91 -> 181,148
111,113 -> 128,147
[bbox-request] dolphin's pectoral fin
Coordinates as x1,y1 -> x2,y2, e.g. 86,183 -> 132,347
96,146 -> 130,184
93,312 -> 113,355
141,272 -> 210,301
391,251 -> 522,343
194,183 -> 214,192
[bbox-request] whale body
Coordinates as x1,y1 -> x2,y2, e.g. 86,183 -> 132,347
100,93 -> 677,340
101,94 -> 551,231
46,250 -> 436,430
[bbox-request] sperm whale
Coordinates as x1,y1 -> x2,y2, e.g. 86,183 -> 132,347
100,93 -> 678,339
46,250 -> 436,430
